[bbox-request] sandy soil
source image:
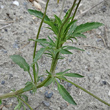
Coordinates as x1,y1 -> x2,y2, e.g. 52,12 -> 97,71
0,0 -> 110,110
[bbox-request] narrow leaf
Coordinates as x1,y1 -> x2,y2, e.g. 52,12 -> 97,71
21,95 -> 28,102
28,9 -> 50,22
56,69 -> 70,76
54,15 -> 62,27
44,77 -> 54,87
64,46 -> 84,51
74,22 -> 103,33
10,55 -> 30,72
23,82 -> 34,92
60,49 -> 72,54
73,33 -> 86,38
33,48 -> 45,63
64,73 -> 84,78
0,100 -> 2,105
57,83 -> 77,105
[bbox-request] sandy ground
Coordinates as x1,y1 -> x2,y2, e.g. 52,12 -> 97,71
0,0 -> 110,110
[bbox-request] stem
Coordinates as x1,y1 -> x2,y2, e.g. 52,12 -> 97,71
59,0 -> 66,18
28,71 -> 33,82
71,0 -> 82,21
57,77 -> 110,106
0,76 -> 51,100
32,0 -> 50,84
18,97 -> 33,110
57,0 -> 77,49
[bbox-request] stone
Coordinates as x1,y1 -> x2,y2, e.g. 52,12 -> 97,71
42,101 -> 50,107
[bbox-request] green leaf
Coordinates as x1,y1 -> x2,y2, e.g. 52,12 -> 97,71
67,20 -> 77,36
10,55 -> 30,72
74,22 -> 104,33
33,48 -> 46,65
45,21 -> 59,35
0,100 -> 2,105
44,77 -> 54,87
64,46 -> 84,51
60,49 -> 72,54
21,95 -> 28,102
54,15 -> 62,27
14,101 -> 22,110
28,9 -> 50,22
64,73 -> 84,78
57,83 -> 77,105
56,69 -> 70,76
73,33 -> 86,38
46,70 -> 51,75
23,82 -> 34,92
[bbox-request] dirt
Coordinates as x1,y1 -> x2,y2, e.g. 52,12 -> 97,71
0,0 -> 110,110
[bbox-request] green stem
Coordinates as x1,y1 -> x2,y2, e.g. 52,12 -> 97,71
0,76 -> 51,100
28,71 -> 33,82
57,77 -> 110,106
32,0 -> 50,84
18,97 -> 33,110
71,0 -> 82,21
57,0 -> 77,49
59,0 -> 66,18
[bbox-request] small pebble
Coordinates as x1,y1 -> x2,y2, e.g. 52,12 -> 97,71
13,43 -> 19,49
1,80 -> 5,85
63,9 -> 68,13
44,91 -> 53,99
67,83 -> 72,87
12,1 -> 19,6
102,81 -> 107,85
29,90 -> 33,95
42,101 -> 50,107
4,29 -> 8,32
52,9 -> 57,13
69,59 -> 72,62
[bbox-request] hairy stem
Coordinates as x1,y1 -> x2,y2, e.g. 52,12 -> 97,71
18,97 -> 33,110
57,77 -> 110,106
32,0 -> 50,84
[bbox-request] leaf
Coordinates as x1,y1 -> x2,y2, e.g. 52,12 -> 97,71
46,70 -> 51,75
48,36 -> 56,46
10,55 -> 30,72
0,100 -> 2,105
63,46 -> 84,51
54,15 -> 62,27
60,49 -> 72,54
67,20 -> 77,36
28,9 -> 50,22
57,83 -> 77,105
21,95 -> 28,102
45,21 -> 59,35
56,69 -> 70,76
74,22 -> 104,33
14,101 -> 22,110
64,73 -> 84,78
23,82 -> 34,92
44,77 -> 54,87
73,33 -> 86,38
33,48 -> 46,65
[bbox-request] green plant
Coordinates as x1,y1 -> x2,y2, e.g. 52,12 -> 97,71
0,0 -> 110,109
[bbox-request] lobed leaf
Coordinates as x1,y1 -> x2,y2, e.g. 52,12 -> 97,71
64,73 -> 84,78
57,83 -> 77,105
10,55 -> 30,72
74,22 -> 104,33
